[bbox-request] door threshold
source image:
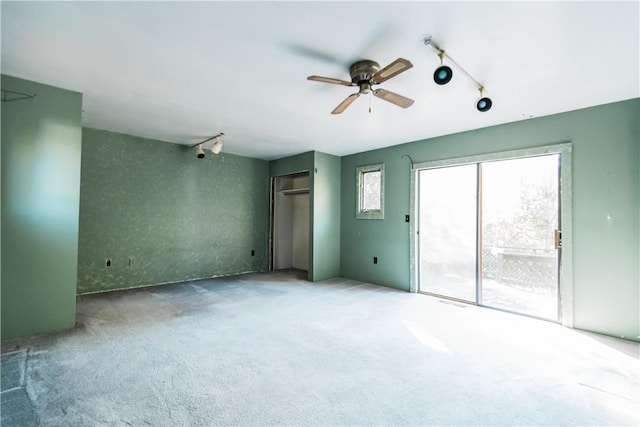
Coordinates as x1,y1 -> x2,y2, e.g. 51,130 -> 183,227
418,291 -> 475,306
418,291 -> 560,324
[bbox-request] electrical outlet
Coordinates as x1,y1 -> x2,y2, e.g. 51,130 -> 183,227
373,256 -> 378,264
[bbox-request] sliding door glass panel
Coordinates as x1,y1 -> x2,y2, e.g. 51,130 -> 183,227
418,165 -> 477,301
480,155 -> 560,320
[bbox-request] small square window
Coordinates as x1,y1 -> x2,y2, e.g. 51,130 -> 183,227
356,164 -> 384,220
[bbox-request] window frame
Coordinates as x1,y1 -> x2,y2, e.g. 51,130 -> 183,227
356,163 -> 385,220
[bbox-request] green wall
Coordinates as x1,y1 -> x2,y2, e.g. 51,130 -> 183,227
269,151 -> 315,179
341,98 -> 639,341
311,152 -> 341,281
269,151 -> 341,281
77,128 -> 269,294
1,75 -> 82,339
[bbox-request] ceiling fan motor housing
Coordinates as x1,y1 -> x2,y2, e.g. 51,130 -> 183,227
350,60 -> 379,94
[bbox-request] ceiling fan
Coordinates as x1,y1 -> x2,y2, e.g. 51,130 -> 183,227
307,58 -> 414,114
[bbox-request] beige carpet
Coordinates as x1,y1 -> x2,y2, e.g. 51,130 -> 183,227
2,269 -> 639,426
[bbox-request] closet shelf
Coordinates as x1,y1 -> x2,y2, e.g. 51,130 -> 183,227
281,188 -> 310,195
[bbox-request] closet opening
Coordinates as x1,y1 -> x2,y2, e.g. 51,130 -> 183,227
270,172 -> 310,273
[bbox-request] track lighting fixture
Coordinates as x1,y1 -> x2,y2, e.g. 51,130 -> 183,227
195,144 -> 205,159
424,35 -> 493,112
432,47 -> 453,85
476,97 -> 492,112
475,88 -> 492,112
210,136 -> 223,154
434,65 -> 453,85
190,132 -> 225,159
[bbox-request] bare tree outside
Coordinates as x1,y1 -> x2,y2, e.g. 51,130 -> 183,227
481,155 -> 560,319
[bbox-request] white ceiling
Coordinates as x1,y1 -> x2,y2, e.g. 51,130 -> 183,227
2,1 -> 638,160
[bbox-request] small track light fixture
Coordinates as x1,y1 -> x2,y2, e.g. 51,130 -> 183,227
475,88 -> 492,112
434,65 -> 453,85
210,136 -> 223,154
423,35 -> 493,112
190,132 -> 225,159
433,49 -> 453,85
195,144 -> 205,159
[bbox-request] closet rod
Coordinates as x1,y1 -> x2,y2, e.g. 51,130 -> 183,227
281,188 -> 310,195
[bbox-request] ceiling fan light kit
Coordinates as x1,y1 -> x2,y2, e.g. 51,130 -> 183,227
423,35 -> 493,112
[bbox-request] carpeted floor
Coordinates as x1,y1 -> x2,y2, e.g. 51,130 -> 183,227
2,270 -> 639,426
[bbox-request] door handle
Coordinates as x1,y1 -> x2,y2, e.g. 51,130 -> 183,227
554,229 -> 562,249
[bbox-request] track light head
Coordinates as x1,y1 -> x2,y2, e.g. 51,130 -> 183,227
210,137 -> 223,154
434,65 -> 453,85
476,96 -> 492,112
195,144 -> 205,159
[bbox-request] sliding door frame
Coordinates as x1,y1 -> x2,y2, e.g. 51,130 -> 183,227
409,143 -> 573,327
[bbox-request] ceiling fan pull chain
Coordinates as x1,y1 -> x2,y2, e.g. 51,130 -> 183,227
369,92 -> 372,113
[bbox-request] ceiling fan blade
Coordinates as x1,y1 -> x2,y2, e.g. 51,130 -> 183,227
373,88 -> 414,109
307,75 -> 355,87
284,43 -> 345,66
331,93 -> 360,114
371,58 -> 413,84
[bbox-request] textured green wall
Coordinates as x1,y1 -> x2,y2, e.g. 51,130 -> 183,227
269,151 -> 341,281
77,128 -> 269,294
1,75 -> 82,339
341,98 -> 639,341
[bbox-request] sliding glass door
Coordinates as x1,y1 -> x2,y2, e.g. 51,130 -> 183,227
418,164 -> 477,302
480,155 -> 559,319
417,154 -> 561,321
